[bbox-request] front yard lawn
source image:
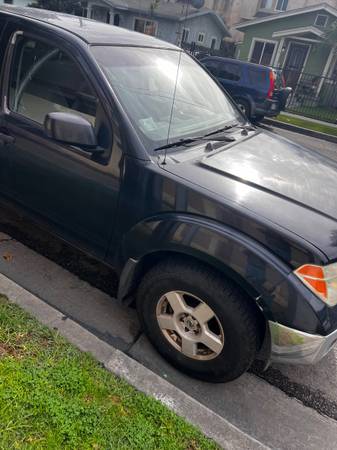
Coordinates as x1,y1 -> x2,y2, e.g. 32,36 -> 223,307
287,106 -> 337,124
274,113 -> 337,137
0,295 -> 218,450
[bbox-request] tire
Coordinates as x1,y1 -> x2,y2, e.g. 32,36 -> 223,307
236,99 -> 251,120
251,115 -> 264,124
136,259 -> 262,382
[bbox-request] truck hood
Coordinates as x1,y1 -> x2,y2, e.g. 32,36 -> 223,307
163,130 -> 337,262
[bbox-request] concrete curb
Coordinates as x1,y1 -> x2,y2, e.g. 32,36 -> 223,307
0,272 -> 268,450
263,118 -> 337,144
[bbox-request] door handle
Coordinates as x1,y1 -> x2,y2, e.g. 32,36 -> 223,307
0,132 -> 15,145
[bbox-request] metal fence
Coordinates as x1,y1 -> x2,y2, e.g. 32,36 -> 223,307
280,68 -> 337,124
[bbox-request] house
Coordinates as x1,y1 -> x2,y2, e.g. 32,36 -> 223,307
202,1 -> 337,28
87,0 -> 230,49
200,0 -> 337,41
235,3 -> 337,84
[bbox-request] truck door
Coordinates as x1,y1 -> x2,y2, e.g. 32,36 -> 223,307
0,29 -> 123,259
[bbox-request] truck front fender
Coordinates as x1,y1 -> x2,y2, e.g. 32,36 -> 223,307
118,214 -> 328,335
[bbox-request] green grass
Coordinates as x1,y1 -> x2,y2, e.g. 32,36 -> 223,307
0,295 -> 219,450
287,105 -> 337,124
274,113 -> 337,137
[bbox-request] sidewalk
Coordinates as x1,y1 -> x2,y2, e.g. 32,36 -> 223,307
1,229 -> 337,449
0,270 -> 265,450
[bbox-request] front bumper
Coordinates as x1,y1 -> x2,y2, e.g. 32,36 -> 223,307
255,100 -> 280,118
269,321 -> 337,365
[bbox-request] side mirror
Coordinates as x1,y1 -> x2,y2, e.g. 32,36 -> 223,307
44,112 -> 99,151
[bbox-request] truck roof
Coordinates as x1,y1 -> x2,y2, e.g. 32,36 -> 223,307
0,5 -> 179,49
201,55 -> 275,72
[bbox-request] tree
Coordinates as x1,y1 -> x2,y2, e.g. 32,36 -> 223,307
28,0 -> 86,15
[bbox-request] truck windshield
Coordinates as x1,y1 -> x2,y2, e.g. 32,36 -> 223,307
91,46 -> 241,152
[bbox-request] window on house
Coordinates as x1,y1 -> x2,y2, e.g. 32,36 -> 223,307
260,0 -> 273,9
182,28 -> 189,43
314,14 -> 328,27
114,14 -> 120,26
4,0 -> 13,3
211,37 -> 217,50
134,18 -> 157,36
250,40 -> 275,66
197,33 -> 205,44
91,6 -> 110,23
275,0 -> 288,11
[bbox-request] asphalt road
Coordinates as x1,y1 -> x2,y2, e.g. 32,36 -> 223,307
1,125 -> 337,448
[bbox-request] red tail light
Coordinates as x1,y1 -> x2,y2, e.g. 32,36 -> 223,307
267,70 -> 276,99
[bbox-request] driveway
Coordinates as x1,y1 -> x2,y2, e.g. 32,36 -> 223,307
1,126 -> 337,449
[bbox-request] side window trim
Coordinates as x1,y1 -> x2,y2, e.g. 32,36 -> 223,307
8,33 -> 98,124
13,47 -> 59,112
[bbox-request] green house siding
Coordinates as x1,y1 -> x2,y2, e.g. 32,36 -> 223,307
238,9 -> 335,75
304,44 -> 331,75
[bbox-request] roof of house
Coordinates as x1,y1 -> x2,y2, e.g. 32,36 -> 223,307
236,2 -> 337,30
0,4 -> 178,48
101,0 -> 230,35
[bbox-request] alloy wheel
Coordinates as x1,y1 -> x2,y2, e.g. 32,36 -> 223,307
156,291 -> 224,360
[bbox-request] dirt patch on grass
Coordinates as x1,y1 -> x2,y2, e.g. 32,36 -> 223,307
0,342 -> 23,358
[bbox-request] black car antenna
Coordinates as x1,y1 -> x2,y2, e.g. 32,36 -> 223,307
162,49 -> 183,165
162,0 -> 190,165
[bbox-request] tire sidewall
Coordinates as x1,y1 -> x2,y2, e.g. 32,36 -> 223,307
138,270 -> 256,381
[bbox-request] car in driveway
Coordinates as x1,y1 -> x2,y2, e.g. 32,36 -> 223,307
200,56 -> 291,123
0,5 -> 337,383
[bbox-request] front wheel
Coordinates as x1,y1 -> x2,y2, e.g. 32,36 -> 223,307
251,115 -> 264,124
137,260 -> 262,382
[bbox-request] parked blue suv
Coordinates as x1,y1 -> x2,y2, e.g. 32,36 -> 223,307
201,56 -> 291,123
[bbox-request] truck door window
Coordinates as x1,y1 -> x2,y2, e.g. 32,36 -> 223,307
9,36 -> 98,126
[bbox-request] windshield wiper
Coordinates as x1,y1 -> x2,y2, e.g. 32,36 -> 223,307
153,121 -> 256,153
154,133 -> 236,152
207,123 -> 256,136
204,122 -> 239,137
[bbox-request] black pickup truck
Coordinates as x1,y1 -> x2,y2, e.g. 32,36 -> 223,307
1,6 -> 337,383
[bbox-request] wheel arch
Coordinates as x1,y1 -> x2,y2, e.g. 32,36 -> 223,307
119,248 -> 261,305
233,94 -> 255,117
119,248 -> 270,359
116,214 -> 291,325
